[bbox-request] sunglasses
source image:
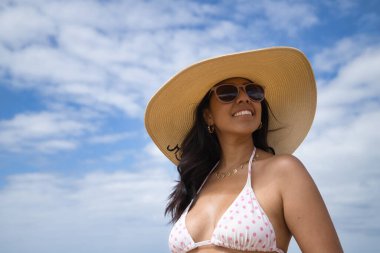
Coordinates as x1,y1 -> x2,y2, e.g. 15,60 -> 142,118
209,83 -> 265,103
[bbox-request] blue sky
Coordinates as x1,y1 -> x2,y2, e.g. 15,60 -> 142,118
0,0 -> 379,252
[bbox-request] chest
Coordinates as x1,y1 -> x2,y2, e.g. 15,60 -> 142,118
185,171 -> 281,242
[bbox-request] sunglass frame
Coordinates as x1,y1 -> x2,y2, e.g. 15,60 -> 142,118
209,83 -> 265,103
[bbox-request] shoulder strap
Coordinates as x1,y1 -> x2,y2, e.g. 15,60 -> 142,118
184,161 -> 220,212
196,161 -> 219,194
246,147 -> 257,187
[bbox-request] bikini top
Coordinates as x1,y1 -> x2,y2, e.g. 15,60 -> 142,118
168,148 -> 284,253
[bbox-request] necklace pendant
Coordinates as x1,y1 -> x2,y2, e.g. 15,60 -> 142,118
233,168 -> 238,174
217,172 -> 225,179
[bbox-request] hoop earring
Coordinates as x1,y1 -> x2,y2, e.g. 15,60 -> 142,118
208,125 -> 215,133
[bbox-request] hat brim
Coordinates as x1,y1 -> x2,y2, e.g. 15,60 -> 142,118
145,47 -> 316,165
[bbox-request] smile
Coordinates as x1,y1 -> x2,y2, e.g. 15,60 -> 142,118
233,110 -> 253,117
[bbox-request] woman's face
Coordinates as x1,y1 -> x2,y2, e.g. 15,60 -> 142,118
203,77 -> 262,138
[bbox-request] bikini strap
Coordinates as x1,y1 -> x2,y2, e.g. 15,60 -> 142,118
196,161 -> 219,194
184,161 -> 220,212
185,148 -> 255,212
246,147 -> 257,187
197,148 -> 256,193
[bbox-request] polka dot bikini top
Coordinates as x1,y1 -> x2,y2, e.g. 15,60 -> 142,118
169,148 -> 284,253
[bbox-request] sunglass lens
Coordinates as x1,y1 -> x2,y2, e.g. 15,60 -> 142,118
216,85 -> 238,102
245,84 -> 264,101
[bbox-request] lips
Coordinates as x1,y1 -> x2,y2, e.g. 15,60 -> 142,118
233,109 -> 253,117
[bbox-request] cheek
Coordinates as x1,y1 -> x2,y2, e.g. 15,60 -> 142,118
257,105 -> 263,119
209,98 -> 230,123
252,102 -> 262,118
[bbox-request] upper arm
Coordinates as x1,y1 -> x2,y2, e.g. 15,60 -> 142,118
278,155 -> 343,253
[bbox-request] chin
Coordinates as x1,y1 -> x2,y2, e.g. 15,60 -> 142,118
225,128 -> 256,136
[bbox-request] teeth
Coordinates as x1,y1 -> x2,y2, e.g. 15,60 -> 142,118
233,110 -> 252,117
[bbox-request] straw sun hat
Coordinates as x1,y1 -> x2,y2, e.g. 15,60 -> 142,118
145,47 -> 316,165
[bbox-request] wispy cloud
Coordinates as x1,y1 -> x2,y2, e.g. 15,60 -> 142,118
0,0 -> 246,154
88,132 -> 136,144
1,0 -> 379,253
0,109 -> 94,153
317,45 -> 380,119
0,3 -> 55,49
0,167 -> 173,253
0,0 -> 322,118
295,39 -> 380,247
313,35 -> 377,74
234,0 -> 318,37
322,0 -> 358,14
259,0 -> 318,36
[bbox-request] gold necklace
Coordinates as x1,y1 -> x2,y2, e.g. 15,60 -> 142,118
214,153 -> 259,180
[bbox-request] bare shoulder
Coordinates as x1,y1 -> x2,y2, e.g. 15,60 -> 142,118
259,152 -> 309,182
265,153 -> 303,167
261,154 -> 344,252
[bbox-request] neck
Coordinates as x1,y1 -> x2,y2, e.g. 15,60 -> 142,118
217,133 -> 255,169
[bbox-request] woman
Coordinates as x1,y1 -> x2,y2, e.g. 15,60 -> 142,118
145,47 -> 343,253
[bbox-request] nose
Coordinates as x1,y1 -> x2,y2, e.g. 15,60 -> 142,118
236,86 -> 251,103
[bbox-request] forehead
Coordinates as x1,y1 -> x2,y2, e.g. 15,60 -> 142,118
216,77 -> 252,85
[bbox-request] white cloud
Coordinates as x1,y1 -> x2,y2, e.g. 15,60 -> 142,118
321,0 -> 358,14
0,4 -> 55,49
58,24 -> 128,65
313,36 -> 376,73
311,40 -> 380,131
294,41 -> 380,251
35,139 -> 78,152
88,132 -> 136,144
235,0 -> 318,36
97,149 -> 137,163
0,0 -> 239,120
49,82 -> 143,117
43,0 -> 210,31
0,110 -> 94,153
80,139 -> 174,166
0,0 -> 322,125
143,141 -> 172,165
5,45 -> 105,84
260,0 -> 318,36
0,168 -> 174,253
0,1 -> 379,252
